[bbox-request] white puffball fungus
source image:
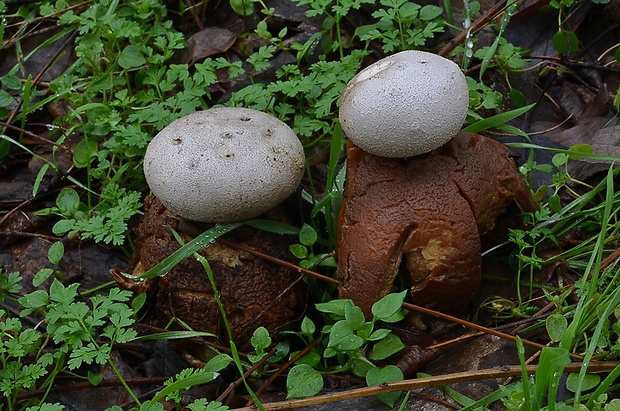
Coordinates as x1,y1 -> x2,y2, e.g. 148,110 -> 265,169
143,108 -> 305,223
339,50 -> 469,158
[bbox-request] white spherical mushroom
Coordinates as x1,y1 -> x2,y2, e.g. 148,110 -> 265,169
143,107 -> 305,223
339,50 -> 469,158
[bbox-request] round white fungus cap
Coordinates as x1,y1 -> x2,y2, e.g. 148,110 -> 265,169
143,108 -> 305,223
339,50 -> 469,158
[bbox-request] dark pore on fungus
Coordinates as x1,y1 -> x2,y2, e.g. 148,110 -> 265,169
337,132 -> 537,318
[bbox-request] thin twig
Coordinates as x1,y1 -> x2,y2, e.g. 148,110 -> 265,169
233,362 -> 620,411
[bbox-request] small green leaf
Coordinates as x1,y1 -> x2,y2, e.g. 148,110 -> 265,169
251,327 -> 271,353
316,299 -> 351,318
366,365 -> 404,407
367,328 -> 390,341
566,373 -> 600,393
289,244 -> 308,259
0,89 -> 14,108
56,188 -> 81,216
73,138 -> 98,168
52,219 -> 76,236
33,268 -> 54,287
553,31 -> 568,54
369,333 -> 405,361
132,292 -> 147,312
419,5 -> 442,20
567,143 -> 592,160
287,364 -> 323,399
546,313 -> 568,342
552,153 -> 568,168
119,45 -> 146,69
229,0 -> 255,16
553,30 -> 579,54
344,302 -> 365,330
328,320 -> 364,352
88,371 -> 104,386
301,317 -> 315,336
299,224 -> 318,246
294,350 -> 322,367
48,241 -> 65,265
351,358 -> 374,378
509,87 -> 527,107
371,291 -> 406,321
548,194 -> 562,213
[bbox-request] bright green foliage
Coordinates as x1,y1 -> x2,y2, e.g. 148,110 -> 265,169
366,365 -> 404,407
248,326 -> 272,364
474,37 -> 527,73
466,77 -> 502,111
0,310 -> 54,399
25,404 -> 65,411
159,354 -> 232,404
0,270 -> 21,300
35,186 -> 142,246
356,0 -> 445,52
0,271 -> 150,409
287,364 -> 324,398
228,49 -> 367,139
285,292 -> 407,405
291,0 -> 375,55
18,279 -> 139,369
289,223 -> 337,268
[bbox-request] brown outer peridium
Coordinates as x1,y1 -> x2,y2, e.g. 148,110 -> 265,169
336,132 -> 537,319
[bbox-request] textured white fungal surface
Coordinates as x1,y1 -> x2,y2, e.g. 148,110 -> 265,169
339,50 -> 469,158
144,108 -> 305,222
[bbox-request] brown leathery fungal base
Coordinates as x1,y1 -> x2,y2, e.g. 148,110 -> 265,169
336,132 -> 537,318
113,196 -> 307,351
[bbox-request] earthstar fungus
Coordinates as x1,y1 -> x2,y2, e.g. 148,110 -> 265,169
336,51 -> 536,318
339,50 -> 469,158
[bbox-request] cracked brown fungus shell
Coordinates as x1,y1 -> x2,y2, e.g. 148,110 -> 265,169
114,196 -> 307,351
336,133 -> 537,318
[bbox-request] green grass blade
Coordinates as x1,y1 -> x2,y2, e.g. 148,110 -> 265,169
462,103 -> 535,134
